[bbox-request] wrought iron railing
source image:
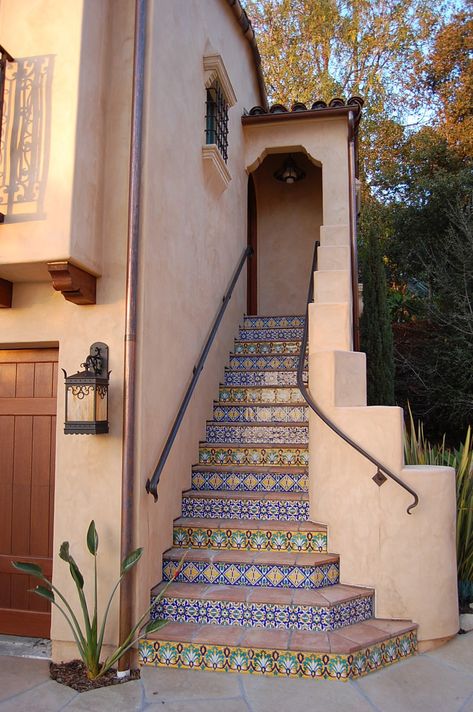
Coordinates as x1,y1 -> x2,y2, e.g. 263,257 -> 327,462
0,45 -> 14,223
297,241 -> 419,514
146,246 -> 252,501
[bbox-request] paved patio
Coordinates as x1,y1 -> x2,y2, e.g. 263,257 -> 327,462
0,633 -> 471,711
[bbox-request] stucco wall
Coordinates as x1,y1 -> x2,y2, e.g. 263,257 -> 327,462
133,0 -> 261,624
0,0 -> 134,657
252,152 -> 322,315
0,0 -> 109,277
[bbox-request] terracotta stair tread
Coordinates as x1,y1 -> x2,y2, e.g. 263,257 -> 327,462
164,546 -> 337,567
183,489 -> 308,502
174,517 -> 324,532
146,618 -> 416,655
152,581 -> 374,607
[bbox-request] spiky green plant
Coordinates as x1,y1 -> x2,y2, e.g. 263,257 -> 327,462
12,521 -> 180,679
404,406 -> 473,604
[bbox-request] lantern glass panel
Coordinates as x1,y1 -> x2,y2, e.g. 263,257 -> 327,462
95,385 -> 108,422
66,384 -> 96,422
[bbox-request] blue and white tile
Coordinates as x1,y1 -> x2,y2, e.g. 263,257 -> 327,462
191,469 -> 308,493
181,495 -> 309,521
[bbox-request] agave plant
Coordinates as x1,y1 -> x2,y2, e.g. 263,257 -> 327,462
13,521 -> 181,679
404,406 -> 473,605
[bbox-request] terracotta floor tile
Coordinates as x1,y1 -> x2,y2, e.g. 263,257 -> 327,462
328,631 -> 361,654
193,624 -> 244,646
334,622 -> 387,646
291,589 -> 329,607
316,585 -> 372,604
253,551 -> 297,565
290,631 -> 331,653
239,627 -> 291,649
202,585 -> 250,602
212,550 -> 255,563
362,618 -> 415,636
155,622 -> 202,642
248,587 -> 294,604
163,582 -> 209,598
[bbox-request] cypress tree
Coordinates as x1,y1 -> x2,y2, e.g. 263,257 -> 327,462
359,211 -> 395,405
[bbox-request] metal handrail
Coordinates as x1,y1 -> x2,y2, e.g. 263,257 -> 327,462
146,245 -> 252,501
297,241 -> 419,515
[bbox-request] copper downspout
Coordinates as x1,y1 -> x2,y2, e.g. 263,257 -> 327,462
118,0 -> 146,673
348,110 -> 361,351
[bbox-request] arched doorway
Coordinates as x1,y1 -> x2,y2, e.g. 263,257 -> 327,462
247,150 -> 323,315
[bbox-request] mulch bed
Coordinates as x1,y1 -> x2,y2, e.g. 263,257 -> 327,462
50,660 -> 140,693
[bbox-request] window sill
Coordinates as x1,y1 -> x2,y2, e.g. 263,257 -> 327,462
202,144 -> 231,193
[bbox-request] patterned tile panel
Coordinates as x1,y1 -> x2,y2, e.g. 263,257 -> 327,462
228,355 -> 306,371
181,495 -> 309,521
224,371 -> 299,386
139,630 -> 418,680
212,404 -> 308,423
173,525 -> 327,552
234,341 -> 302,355
162,558 -> 339,589
243,316 -> 305,329
191,469 -> 308,493
239,328 -> 304,340
151,594 -> 373,632
198,446 -> 308,467
218,386 -> 304,404
205,423 -> 308,445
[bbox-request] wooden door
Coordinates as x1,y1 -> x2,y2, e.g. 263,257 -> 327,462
0,348 -> 58,637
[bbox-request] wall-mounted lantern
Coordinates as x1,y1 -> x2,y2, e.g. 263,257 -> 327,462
274,155 -> 306,184
63,343 -> 110,434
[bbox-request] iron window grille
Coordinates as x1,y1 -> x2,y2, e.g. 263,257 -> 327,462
205,81 -> 229,162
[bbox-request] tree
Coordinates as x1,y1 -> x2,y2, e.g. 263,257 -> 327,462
424,9 -> 473,158
359,203 -> 395,405
245,0 -> 443,177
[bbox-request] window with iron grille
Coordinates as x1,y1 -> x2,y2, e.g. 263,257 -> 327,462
205,81 -> 228,163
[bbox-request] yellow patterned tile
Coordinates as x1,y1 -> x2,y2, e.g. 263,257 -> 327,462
266,566 -> 285,586
203,564 -> 220,583
287,567 -> 306,587
245,565 -> 263,585
224,565 -> 242,584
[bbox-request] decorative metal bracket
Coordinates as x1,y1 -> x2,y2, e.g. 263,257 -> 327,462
372,468 -> 388,487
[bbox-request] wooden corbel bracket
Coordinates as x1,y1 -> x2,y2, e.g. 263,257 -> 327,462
47,261 -> 96,305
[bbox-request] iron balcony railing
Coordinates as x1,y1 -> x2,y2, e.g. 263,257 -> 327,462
0,45 -> 14,223
146,246 -> 252,501
297,241 -> 419,514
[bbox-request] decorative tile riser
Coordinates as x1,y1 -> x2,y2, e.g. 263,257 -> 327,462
239,328 -> 304,340
173,526 -> 327,552
199,446 -> 308,467
224,370 -> 301,386
205,424 -> 308,445
229,355 -> 306,371
162,559 -> 339,589
212,404 -> 308,423
243,316 -> 305,329
181,496 -> 309,521
191,470 -> 308,493
218,386 -> 304,404
234,342 -> 302,356
151,595 -> 374,632
139,631 -> 418,680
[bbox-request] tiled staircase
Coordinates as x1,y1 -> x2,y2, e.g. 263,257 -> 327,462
139,315 -> 417,680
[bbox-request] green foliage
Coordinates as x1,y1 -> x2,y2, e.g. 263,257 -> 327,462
359,204 -> 395,405
13,521 -> 180,680
404,407 -> 473,604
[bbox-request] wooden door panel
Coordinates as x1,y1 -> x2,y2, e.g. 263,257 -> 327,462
0,349 -> 58,638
